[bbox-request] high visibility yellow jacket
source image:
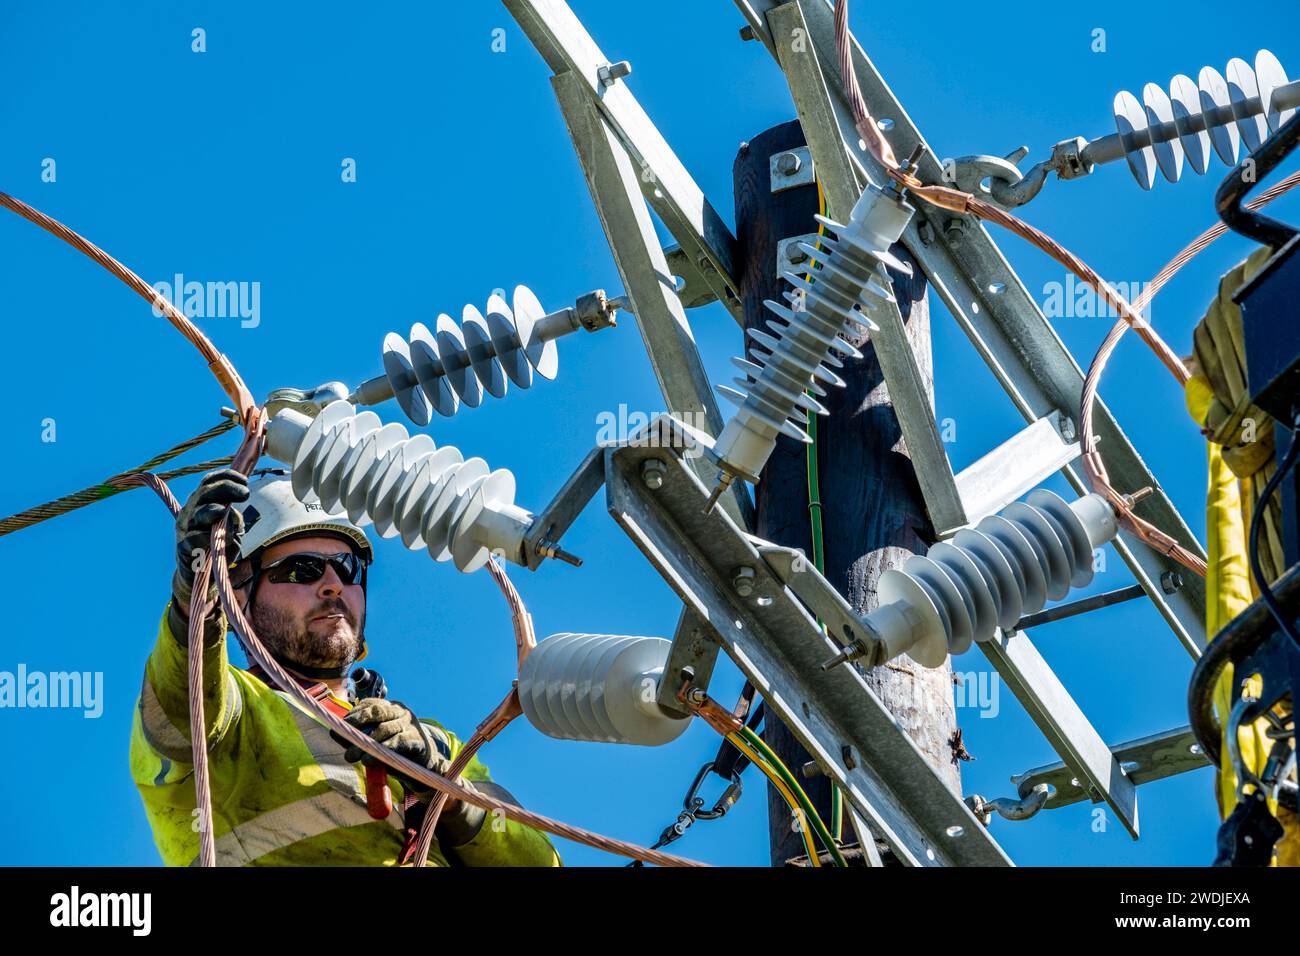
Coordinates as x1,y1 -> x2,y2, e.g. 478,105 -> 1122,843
130,607 -> 561,867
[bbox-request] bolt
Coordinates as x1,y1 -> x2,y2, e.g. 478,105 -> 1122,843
801,760 -> 822,779
686,687 -> 708,706
917,220 -> 935,246
1160,570 -> 1185,594
841,745 -> 857,771
535,538 -> 583,568
944,217 -> 967,242
1123,486 -> 1155,508
641,458 -> 667,490
731,566 -> 756,597
787,245 -> 809,265
1057,414 -> 1077,442
598,60 -> 632,87
900,143 -> 926,178
776,151 -> 802,176
739,24 -> 757,41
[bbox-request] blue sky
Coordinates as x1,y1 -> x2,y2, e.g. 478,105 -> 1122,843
1,1 -> 1296,867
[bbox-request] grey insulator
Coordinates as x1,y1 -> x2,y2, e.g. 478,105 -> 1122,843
381,285 -> 557,425
518,633 -> 691,746
1112,50 -> 1292,188
866,490 -> 1118,667
712,185 -> 914,484
264,403 -> 534,572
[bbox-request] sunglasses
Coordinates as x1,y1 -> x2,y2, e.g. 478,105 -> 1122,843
259,551 -> 367,586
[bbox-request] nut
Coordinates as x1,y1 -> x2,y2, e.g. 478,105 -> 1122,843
731,566 -> 756,597
641,458 -> 668,490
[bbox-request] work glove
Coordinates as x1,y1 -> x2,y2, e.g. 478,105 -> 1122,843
335,698 -> 488,843
169,468 -> 248,647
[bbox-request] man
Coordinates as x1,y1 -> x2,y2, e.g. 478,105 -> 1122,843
130,468 -> 560,867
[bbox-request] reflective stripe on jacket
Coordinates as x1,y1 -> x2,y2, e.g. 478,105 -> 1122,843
130,607 -> 561,867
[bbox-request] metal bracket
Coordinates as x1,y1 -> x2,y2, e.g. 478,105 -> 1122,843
952,411 -> 1081,529
770,145 -> 816,192
606,416 -> 1011,866
656,607 -> 722,718
1011,726 -> 1212,811
754,540 -> 879,657
523,445 -> 606,571
663,243 -> 719,310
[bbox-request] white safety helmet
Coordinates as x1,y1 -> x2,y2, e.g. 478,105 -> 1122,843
237,473 -> 373,562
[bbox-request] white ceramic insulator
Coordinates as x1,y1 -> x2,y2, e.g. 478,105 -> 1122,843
864,490 -> 1119,668
265,403 -> 533,572
712,184 -> 914,483
380,285 -> 558,425
518,633 -> 691,746
1113,50 -> 1291,189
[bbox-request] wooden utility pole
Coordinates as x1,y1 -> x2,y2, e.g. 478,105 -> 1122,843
733,121 -> 963,866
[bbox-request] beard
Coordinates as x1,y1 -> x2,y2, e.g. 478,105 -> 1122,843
249,596 -> 365,672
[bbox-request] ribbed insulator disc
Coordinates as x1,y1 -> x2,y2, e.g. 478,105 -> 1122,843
1256,50 -> 1295,131
437,312 -> 482,409
1115,89 -> 1157,189
461,303 -> 507,399
1227,57 -> 1270,153
1143,82 -> 1184,183
383,332 -> 432,427
1198,66 -> 1240,166
513,285 -> 558,380
486,293 -> 532,389
368,433 -> 435,538
409,322 -> 459,419
1169,73 -> 1211,175
1028,489 -> 1095,590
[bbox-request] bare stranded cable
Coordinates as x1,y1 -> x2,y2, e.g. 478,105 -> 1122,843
1,191 -> 703,868
0,420 -> 237,537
